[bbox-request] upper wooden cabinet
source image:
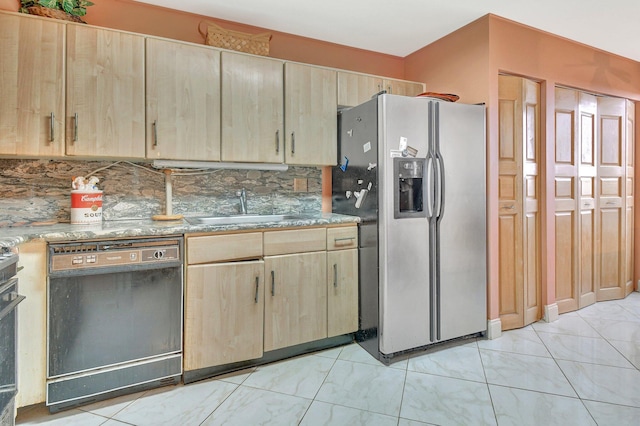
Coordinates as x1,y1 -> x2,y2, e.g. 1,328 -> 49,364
284,62 -> 337,166
66,25 -> 145,158
338,71 -> 425,107
0,14 -> 65,156
1,12 -> 425,164
383,78 -> 424,97
337,72 -> 383,107
221,52 -> 284,163
146,38 -> 221,161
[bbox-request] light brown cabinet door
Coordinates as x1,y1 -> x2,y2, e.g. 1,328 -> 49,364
578,93 -> 598,308
625,100 -> 635,295
554,87 -> 579,313
184,261 -> 264,371
383,79 -> 425,97
596,96 -> 626,301
284,63 -> 337,166
327,249 -> 358,337
553,88 -> 599,313
221,52 -> 284,163
497,75 -> 541,331
66,25 -> 145,158
264,251 -> 327,351
146,38 -> 220,161
337,72 -> 383,107
0,15 -> 65,156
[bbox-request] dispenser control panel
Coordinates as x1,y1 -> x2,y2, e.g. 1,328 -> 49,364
393,157 -> 427,219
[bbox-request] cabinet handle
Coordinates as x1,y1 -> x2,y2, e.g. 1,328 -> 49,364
254,276 -> 259,303
73,113 -> 78,142
387,86 -> 392,94
152,121 -> 158,147
271,270 -> 275,296
275,130 -> 280,154
334,237 -> 355,243
333,264 -> 338,288
377,84 -> 382,92
291,131 -> 295,155
49,112 -> 55,142
502,205 -> 515,210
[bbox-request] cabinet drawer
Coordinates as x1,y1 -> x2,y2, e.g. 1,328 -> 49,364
264,228 -> 326,256
327,226 -> 358,251
187,232 -> 263,264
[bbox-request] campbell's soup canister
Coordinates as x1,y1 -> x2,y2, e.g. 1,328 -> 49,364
70,190 -> 103,225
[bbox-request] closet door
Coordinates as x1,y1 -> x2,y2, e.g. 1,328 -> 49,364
596,97 -> 626,301
625,101 -> 635,295
497,75 -> 541,331
553,88 -> 579,313
578,93 -> 598,308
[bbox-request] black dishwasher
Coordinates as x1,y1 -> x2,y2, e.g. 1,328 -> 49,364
46,237 -> 184,412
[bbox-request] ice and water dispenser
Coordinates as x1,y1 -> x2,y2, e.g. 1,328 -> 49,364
393,157 -> 428,219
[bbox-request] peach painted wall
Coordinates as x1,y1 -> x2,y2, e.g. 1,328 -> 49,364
404,16 -> 491,105
404,17 -> 495,318
405,14 -> 640,321
0,0 -> 405,78
489,15 -> 640,308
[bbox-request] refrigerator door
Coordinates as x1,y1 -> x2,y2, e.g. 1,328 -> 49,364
333,99 -> 380,358
332,100 -> 378,222
435,101 -> 487,341
378,95 -> 431,354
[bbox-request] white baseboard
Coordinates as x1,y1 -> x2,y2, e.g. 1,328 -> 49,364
486,318 -> 502,339
544,303 -> 559,323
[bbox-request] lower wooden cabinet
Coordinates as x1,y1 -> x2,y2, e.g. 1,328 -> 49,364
264,251 -> 327,351
184,225 -> 358,372
327,249 -> 358,337
184,260 -> 264,371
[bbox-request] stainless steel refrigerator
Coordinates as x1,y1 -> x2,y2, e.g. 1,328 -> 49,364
332,94 -> 487,363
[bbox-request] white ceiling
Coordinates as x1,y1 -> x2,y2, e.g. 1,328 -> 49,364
135,0 -> 640,62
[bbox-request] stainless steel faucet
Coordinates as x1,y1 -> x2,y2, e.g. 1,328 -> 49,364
237,188 -> 247,214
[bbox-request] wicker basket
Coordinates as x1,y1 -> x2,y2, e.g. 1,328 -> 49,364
25,5 -> 86,23
198,21 -> 271,56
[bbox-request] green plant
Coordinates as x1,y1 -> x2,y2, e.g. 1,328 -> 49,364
20,0 -> 94,17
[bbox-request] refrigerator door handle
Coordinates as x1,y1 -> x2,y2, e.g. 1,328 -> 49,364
426,155 -> 435,219
434,102 -> 446,221
435,154 -> 445,220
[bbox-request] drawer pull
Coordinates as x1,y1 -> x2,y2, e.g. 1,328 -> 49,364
271,270 -> 275,296
333,264 -> 338,288
334,237 -> 356,243
254,277 -> 259,303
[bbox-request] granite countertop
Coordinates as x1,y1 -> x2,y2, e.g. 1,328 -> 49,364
0,213 -> 360,249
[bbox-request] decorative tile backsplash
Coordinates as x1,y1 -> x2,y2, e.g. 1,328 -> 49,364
0,160 -> 322,227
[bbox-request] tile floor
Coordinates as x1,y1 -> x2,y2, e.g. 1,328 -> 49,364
17,292 -> 640,425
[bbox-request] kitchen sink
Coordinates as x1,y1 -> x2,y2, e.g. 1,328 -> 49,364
185,214 -> 304,226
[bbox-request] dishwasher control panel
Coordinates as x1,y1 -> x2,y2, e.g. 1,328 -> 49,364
49,238 -> 182,272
